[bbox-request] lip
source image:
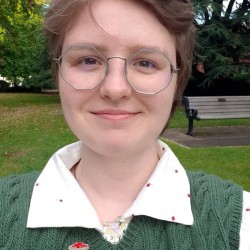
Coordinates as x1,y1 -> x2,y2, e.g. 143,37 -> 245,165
90,109 -> 140,120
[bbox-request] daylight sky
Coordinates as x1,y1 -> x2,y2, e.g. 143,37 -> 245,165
223,0 -> 243,11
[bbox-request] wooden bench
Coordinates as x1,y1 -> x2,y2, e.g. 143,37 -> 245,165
183,96 -> 250,135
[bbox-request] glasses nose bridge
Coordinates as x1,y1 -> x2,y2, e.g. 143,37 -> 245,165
107,56 -> 127,63
106,56 -> 127,72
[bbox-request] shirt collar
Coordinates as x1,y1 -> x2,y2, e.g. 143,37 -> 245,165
27,140 -> 194,229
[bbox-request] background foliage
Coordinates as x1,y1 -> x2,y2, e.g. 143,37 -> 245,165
0,0 -> 53,90
192,0 -> 250,88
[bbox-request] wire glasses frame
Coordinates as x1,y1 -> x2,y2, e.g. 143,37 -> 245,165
54,45 -> 180,95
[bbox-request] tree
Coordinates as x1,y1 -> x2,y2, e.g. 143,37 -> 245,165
0,0 -> 53,89
192,0 -> 250,87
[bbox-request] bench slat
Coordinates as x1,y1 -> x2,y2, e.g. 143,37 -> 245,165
189,100 -> 250,105
189,100 -> 250,104
196,105 -> 250,111
199,113 -> 250,119
189,105 -> 250,111
187,96 -> 250,102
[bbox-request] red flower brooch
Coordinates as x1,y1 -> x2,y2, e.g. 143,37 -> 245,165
68,242 -> 89,249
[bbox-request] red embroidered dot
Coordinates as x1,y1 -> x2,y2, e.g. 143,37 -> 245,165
146,183 -> 151,187
35,183 -> 39,186
68,242 -> 89,249
246,208 -> 250,212
74,242 -> 88,247
187,194 -> 191,198
171,216 -> 175,221
162,147 -> 165,151
59,199 -> 63,202
175,170 -> 178,173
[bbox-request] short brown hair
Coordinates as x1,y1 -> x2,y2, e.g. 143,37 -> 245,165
44,0 -> 195,113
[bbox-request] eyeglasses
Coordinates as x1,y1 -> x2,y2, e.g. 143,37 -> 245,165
55,45 -> 179,95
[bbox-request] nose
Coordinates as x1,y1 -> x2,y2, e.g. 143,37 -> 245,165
99,57 -> 133,101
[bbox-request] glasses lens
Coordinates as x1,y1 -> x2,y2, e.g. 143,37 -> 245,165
59,46 -> 106,90
126,49 -> 173,94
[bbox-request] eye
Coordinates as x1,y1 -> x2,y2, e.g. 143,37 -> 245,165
136,60 -> 156,68
130,58 -> 158,74
78,57 -> 101,66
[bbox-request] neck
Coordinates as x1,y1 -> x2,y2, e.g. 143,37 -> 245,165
74,142 -> 159,223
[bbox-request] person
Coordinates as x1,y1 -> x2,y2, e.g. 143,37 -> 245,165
0,0 -> 249,249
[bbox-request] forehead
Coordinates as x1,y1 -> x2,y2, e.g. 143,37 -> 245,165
63,0 -> 176,58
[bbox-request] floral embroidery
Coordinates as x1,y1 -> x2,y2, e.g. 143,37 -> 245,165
102,216 -> 131,244
68,242 -> 89,249
171,216 -> 176,221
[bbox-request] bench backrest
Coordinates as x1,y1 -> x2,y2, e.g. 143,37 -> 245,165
183,96 -> 250,119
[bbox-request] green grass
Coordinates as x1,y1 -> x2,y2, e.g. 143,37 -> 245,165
0,93 -> 77,176
0,93 -> 250,191
162,139 -> 250,191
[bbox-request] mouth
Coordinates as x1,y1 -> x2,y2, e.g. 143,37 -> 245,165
90,110 -> 140,120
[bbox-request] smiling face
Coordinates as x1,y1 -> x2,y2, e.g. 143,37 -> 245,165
59,0 -> 177,158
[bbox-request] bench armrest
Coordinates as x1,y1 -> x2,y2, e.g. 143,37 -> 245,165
187,109 -> 201,120
183,96 -> 200,120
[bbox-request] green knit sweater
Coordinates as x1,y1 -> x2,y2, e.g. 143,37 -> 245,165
0,171 -> 242,250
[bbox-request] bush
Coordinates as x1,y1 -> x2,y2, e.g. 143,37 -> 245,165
0,80 -> 10,92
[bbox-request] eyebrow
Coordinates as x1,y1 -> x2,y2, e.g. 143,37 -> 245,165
63,42 -> 172,58
63,43 -> 109,53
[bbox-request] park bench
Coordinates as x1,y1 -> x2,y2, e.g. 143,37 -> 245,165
183,95 -> 250,135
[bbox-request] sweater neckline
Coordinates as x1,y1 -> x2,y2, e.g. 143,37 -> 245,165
81,216 -> 146,249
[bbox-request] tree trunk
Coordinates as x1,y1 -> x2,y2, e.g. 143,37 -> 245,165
226,0 -> 236,17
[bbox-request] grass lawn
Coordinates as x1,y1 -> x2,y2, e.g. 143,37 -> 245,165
0,93 -> 250,191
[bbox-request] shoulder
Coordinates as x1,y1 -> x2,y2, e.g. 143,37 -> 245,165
186,170 -> 243,195
0,172 -> 41,246
0,171 -> 40,208
0,171 -> 40,190
187,171 -> 243,248
186,170 -> 243,211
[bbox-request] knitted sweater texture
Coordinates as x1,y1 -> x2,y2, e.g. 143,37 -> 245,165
0,171 -> 242,250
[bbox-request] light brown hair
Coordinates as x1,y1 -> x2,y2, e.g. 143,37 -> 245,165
44,0 -> 195,117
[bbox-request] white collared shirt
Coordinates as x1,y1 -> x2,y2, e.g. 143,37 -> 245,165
27,140 -> 250,248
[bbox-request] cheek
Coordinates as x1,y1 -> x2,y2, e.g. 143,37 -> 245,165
156,80 -> 176,111
59,83 -> 95,126
144,92 -> 174,132
59,83 -> 83,124
59,78 -> 86,110
59,87 -> 73,114
153,83 -> 176,125
158,99 -> 173,125
59,89 -> 86,140
60,92 -> 76,132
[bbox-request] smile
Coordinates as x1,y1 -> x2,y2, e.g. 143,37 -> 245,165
90,110 -> 140,120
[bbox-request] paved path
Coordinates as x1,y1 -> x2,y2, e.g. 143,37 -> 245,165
162,126 -> 250,148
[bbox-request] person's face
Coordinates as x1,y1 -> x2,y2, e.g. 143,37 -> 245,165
59,0 -> 177,157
